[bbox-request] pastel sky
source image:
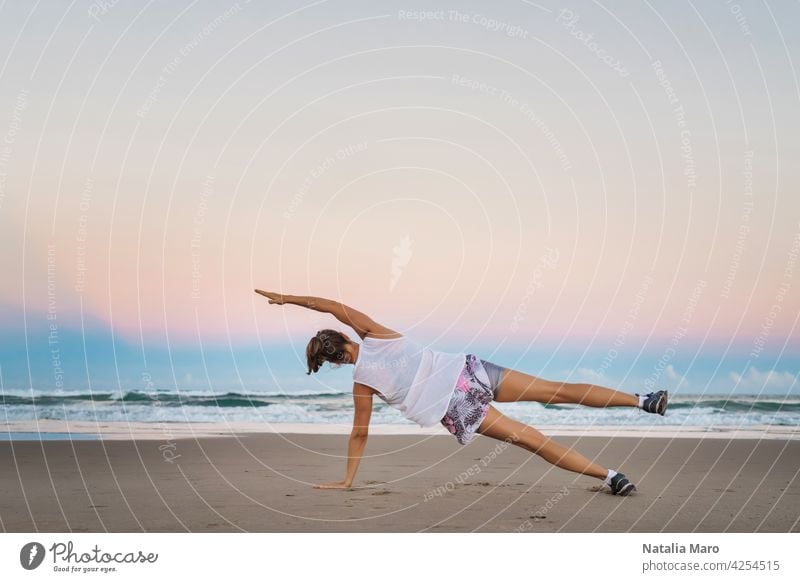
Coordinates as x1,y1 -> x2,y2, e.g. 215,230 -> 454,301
0,0 -> 797,395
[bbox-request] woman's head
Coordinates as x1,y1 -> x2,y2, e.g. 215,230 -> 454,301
305,329 -> 354,374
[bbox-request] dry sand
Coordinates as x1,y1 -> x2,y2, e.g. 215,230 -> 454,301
1,433 -> 798,532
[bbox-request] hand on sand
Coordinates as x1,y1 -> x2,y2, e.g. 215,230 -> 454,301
254,289 -> 286,304
313,480 -> 352,490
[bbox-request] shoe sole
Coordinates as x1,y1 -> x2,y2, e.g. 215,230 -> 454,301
657,391 -> 668,416
614,482 -> 636,496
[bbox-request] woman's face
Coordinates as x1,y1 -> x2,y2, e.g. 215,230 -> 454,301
339,333 -> 357,363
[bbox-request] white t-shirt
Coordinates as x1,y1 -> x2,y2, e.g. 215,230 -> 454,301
352,335 -> 466,427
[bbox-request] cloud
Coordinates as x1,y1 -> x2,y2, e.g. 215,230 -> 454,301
573,368 -> 605,383
729,367 -> 799,391
665,364 -> 688,386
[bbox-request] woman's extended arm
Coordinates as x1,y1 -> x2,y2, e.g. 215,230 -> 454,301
314,383 -> 374,489
254,289 -> 396,339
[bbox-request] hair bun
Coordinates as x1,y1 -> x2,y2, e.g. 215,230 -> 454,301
306,336 -> 324,374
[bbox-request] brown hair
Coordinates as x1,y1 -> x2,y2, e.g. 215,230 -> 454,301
306,329 -> 350,375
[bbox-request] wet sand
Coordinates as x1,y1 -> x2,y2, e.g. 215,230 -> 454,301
1,433 -> 798,532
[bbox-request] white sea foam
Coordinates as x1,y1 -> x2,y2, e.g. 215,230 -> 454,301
2,390 -> 799,427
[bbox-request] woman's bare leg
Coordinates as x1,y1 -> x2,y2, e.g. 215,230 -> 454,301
494,368 -> 639,408
477,406 -> 607,480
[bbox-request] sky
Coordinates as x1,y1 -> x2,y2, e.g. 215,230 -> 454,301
0,0 -> 798,396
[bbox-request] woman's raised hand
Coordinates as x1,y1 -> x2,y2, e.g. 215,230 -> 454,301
254,289 -> 287,305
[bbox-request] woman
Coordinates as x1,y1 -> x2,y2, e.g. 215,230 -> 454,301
255,289 -> 667,496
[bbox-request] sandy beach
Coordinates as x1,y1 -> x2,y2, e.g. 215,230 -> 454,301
1,427 -> 798,533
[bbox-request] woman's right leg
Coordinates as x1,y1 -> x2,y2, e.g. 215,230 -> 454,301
477,406 -> 608,480
494,368 -> 639,408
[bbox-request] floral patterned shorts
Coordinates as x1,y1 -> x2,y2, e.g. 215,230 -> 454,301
440,354 -> 501,445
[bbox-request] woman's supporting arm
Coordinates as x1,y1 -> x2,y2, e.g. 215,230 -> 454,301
314,383 -> 374,489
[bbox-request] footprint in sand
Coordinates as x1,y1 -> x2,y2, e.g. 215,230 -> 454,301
371,490 -> 392,496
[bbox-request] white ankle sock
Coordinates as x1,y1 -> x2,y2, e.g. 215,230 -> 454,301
638,394 -> 647,408
604,469 -> 618,485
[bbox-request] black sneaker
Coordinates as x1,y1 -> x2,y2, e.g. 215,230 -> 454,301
637,390 -> 668,416
609,472 -> 636,496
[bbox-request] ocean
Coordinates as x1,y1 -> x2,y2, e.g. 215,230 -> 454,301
2,389 -> 800,427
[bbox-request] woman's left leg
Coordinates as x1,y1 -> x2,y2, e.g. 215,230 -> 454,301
477,406 -> 608,479
494,368 -> 639,408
